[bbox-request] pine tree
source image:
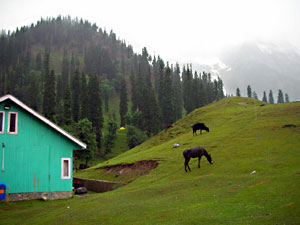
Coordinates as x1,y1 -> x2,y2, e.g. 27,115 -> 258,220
217,77 -> 224,100
192,71 -> 201,109
253,91 -> 258,100
173,63 -> 183,120
25,72 -> 40,111
88,74 -> 103,149
147,87 -> 161,135
61,48 -> 69,89
182,65 -> 193,113
269,90 -> 274,104
277,89 -> 284,103
198,79 -> 207,107
130,71 -> 138,112
236,88 -> 241,97
262,91 -> 268,102
80,72 -> 89,120
285,93 -> 290,103
43,69 -> 56,122
63,81 -> 72,125
247,85 -> 252,98
160,63 -> 175,125
119,77 -> 128,127
72,69 -> 81,122
35,53 -> 42,71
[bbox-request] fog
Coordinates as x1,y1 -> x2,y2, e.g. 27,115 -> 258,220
1,0 -> 300,64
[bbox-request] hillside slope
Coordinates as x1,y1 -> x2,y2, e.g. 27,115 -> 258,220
1,97 -> 300,224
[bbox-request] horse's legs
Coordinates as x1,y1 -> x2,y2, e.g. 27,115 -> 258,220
198,156 -> 202,168
184,157 -> 191,172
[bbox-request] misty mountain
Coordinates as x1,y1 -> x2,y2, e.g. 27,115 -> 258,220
222,41 -> 300,101
195,41 -> 300,101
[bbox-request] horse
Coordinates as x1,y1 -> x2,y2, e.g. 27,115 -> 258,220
192,123 -> 209,135
165,124 -> 173,131
183,146 -> 213,172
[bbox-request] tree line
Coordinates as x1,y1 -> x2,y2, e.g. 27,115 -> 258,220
236,85 -> 290,104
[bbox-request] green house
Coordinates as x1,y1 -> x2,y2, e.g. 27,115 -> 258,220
0,95 -> 86,201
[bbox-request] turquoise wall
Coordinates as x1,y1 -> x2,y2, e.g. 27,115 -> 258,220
0,100 -> 82,193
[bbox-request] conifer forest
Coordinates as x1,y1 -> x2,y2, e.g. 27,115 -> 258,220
0,16 -> 229,162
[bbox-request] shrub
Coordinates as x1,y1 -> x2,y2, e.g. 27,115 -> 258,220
126,125 -> 147,149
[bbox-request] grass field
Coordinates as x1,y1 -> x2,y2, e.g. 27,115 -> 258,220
1,97 -> 300,225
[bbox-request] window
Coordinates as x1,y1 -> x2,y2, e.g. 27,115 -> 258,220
7,112 -> 18,134
61,158 -> 71,179
0,112 -> 4,133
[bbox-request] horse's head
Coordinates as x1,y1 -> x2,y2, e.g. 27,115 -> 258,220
207,154 -> 213,164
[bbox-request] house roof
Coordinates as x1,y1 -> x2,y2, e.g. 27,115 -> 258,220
0,94 -> 86,149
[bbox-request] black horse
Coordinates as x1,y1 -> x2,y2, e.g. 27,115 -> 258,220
183,146 -> 213,172
192,123 -> 209,135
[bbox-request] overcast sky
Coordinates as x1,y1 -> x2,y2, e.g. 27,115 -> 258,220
1,0 -> 300,65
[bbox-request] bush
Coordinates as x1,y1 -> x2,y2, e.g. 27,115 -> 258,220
126,125 -> 147,149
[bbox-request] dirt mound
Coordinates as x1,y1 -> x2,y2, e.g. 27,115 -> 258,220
102,160 -> 158,177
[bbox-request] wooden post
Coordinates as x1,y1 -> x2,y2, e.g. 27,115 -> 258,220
6,184 -> 9,202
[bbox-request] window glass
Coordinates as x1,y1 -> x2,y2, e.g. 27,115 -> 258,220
63,160 -> 69,177
61,158 -> 71,179
8,112 -> 17,134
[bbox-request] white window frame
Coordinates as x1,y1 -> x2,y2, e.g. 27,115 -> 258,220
7,112 -> 18,134
61,158 -> 71,179
0,111 -> 4,134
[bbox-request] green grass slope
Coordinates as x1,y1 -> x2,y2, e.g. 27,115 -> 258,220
1,97 -> 300,225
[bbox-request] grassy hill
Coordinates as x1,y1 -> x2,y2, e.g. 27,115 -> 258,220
1,97 -> 300,224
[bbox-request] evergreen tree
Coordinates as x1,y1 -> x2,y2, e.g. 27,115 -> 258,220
236,87 -> 241,97
88,74 -> 103,149
253,91 -> 258,100
160,63 -> 175,125
285,93 -> 290,103
198,80 -> 207,107
104,120 -> 118,154
192,71 -> 201,109
217,77 -> 224,100
61,48 -> 69,89
42,50 -> 56,122
43,69 -> 56,122
80,72 -> 89,120
35,53 -> 42,71
63,81 -> 72,125
25,71 -> 40,111
182,65 -> 193,113
262,91 -> 268,102
72,69 -> 81,122
247,85 -> 252,98
277,89 -> 284,103
269,90 -> 274,104
147,87 -> 161,135
100,79 -> 113,113
173,63 -> 183,120
130,71 -> 138,112
119,77 -> 128,127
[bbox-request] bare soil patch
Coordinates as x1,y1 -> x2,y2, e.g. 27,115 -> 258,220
102,160 -> 158,177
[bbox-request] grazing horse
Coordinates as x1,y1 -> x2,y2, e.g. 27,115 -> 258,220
192,123 -> 209,135
183,146 -> 213,172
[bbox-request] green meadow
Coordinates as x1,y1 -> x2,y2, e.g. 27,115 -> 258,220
1,97 -> 300,224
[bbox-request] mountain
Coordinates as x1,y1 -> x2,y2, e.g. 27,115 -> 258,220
0,16 -> 225,147
194,41 -> 300,101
